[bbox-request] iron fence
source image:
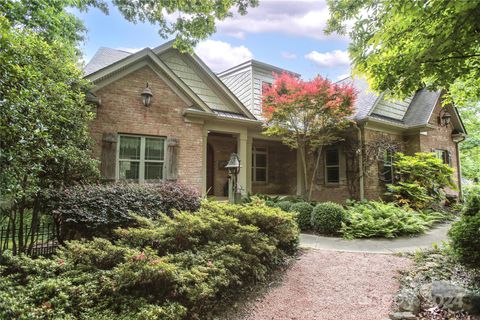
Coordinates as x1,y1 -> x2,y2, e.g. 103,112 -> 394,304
0,223 -> 59,257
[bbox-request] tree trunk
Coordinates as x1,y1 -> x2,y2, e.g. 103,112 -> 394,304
308,146 -> 323,201
299,141 -> 308,198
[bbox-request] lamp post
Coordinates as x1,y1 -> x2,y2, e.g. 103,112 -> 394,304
439,109 -> 452,127
225,153 -> 241,203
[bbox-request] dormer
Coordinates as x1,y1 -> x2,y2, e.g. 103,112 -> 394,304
218,60 -> 300,118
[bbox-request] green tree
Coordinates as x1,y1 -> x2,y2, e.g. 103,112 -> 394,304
262,73 -> 356,200
459,104 -> 480,181
326,0 -> 480,106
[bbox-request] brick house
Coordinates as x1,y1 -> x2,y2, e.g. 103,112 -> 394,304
84,41 -> 467,202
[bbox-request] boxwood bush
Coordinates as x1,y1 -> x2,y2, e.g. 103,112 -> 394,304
48,182 -> 200,239
0,201 -> 299,320
311,202 -> 345,235
275,200 -> 293,212
290,202 -> 314,230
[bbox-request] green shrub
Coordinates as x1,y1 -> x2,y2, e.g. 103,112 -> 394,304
290,202 -> 314,230
448,190 -> 480,266
311,202 -> 345,235
48,182 -> 200,239
341,201 -> 428,239
0,201 -> 299,320
385,152 -> 455,209
275,200 -> 293,212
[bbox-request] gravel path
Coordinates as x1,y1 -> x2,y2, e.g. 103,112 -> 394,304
241,249 -> 411,320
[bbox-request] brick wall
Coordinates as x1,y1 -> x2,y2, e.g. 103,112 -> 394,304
251,139 -> 297,195
90,66 -> 204,191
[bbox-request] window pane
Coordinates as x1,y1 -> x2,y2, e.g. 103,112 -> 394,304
145,162 -> 163,180
327,167 -> 339,183
119,136 -> 141,160
145,138 -> 164,161
256,168 -> 266,182
119,161 -> 139,181
326,148 -> 339,166
256,153 -> 267,167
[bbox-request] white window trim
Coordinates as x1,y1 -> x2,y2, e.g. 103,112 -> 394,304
116,134 -> 167,183
325,147 -> 340,184
382,150 -> 394,183
434,149 -> 450,166
252,146 -> 268,183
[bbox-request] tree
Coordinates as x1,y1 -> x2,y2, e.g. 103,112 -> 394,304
325,0 -> 480,106
262,73 -> 356,200
2,0 -> 258,51
459,104 -> 480,181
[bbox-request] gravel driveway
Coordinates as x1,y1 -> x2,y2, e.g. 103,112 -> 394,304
240,249 -> 411,320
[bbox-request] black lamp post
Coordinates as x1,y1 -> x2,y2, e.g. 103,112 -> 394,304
141,82 -> 153,107
225,153 -> 241,203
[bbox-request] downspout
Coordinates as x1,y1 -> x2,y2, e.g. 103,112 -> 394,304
354,123 -> 365,201
454,135 -> 466,201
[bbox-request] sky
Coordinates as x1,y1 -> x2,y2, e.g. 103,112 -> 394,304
74,0 -> 351,81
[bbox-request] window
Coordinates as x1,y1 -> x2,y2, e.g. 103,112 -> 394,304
325,147 -> 340,184
261,81 -> 272,95
252,147 -> 267,183
434,149 -> 450,165
118,135 -> 165,182
381,150 -> 394,183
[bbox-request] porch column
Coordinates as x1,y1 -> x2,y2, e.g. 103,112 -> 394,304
246,136 -> 253,193
296,148 -> 305,196
201,128 -> 208,196
237,132 -> 248,194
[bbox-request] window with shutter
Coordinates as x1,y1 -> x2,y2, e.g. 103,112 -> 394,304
117,134 -> 166,182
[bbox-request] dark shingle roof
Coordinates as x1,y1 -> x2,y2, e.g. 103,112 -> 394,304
84,47 -> 132,76
337,77 -> 380,120
403,89 -> 441,127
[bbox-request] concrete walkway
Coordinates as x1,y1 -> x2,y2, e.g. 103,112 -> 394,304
300,222 -> 451,254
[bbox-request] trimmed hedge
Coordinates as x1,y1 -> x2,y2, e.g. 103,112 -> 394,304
49,182 -> 200,239
275,200 -> 293,212
311,202 -> 345,235
290,202 -> 314,230
0,201 -> 299,319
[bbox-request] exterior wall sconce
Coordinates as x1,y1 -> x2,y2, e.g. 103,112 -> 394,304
141,82 -> 153,107
225,153 -> 241,203
439,109 -> 452,127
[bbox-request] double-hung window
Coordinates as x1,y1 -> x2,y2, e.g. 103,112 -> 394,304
118,135 -> 166,182
325,147 -> 340,184
381,150 -> 394,183
252,147 -> 267,183
434,149 -> 450,165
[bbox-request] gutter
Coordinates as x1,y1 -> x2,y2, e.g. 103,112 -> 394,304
453,133 -> 467,200
183,108 -> 263,128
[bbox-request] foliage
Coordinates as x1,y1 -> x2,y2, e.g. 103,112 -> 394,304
262,73 -> 356,200
449,187 -> 480,266
459,104 -> 480,181
341,201 -> 430,239
290,202 -> 314,231
0,14 -> 99,254
311,202 -> 346,235
0,201 -> 298,319
48,182 -> 200,239
326,0 -> 480,107
386,153 -> 455,209
275,201 -> 293,212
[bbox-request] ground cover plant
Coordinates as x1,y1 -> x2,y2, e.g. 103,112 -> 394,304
341,200 -> 454,239
0,200 -> 299,320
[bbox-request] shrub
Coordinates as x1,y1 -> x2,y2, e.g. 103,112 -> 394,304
275,200 -> 293,212
341,201 -> 428,239
385,152 -> 455,209
311,202 -> 345,235
48,182 -> 200,239
290,202 -> 314,230
448,190 -> 480,266
0,201 -> 299,319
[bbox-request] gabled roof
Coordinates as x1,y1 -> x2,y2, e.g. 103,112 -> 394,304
84,47 -> 132,76
217,59 -> 300,78
84,41 -> 256,120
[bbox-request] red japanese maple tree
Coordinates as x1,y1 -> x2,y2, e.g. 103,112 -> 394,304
262,73 -> 356,199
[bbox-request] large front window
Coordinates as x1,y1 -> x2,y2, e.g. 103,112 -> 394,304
118,135 -> 165,182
